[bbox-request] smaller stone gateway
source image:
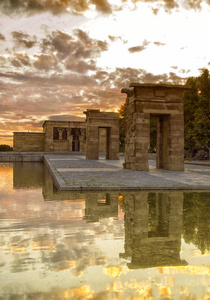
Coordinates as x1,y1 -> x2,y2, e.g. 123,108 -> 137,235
84,109 -> 119,160
121,83 -> 191,171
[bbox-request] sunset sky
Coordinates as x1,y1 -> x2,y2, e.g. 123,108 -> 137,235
0,0 -> 210,145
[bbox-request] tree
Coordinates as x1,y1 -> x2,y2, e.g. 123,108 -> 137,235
149,117 -> 157,153
184,69 -> 210,159
118,102 -> 127,152
183,192 -> 210,254
0,144 -> 13,151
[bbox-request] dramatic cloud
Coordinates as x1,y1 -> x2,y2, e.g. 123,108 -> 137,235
0,33 -> 6,41
42,31 -> 74,58
11,31 -> 37,49
0,0 -> 208,146
33,54 -> 58,71
128,40 -> 150,53
39,29 -> 108,73
10,53 -> 31,68
163,0 -> 178,10
154,42 -> 166,46
108,35 -> 122,42
3,28 -> 109,76
168,72 -> 184,83
0,0 -> 113,15
140,72 -> 168,83
65,59 -> 96,73
128,45 -> 146,53
0,0 -> 208,17
48,115 -> 85,121
91,0 -> 112,14
0,62 -> 188,145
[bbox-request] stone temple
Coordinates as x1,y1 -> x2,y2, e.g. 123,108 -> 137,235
13,109 -> 120,160
13,83 -> 189,170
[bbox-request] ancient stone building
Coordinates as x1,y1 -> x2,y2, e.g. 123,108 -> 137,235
43,120 -> 86,152
13,110 -> 119,159
122,83 -> 190,171
13,121 -> 87,152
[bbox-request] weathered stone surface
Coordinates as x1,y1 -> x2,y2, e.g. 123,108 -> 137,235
13,132 -> 45,151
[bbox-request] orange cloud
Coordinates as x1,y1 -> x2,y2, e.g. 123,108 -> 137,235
104,266 -> 122,277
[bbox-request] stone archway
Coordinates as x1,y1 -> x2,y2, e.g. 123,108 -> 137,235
121,83 -> 190,171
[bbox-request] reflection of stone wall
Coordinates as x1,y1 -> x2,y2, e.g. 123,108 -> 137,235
13,162 -> 44,189
43,166 -> 119,221
120,191 -> 187,269
13,132 -> 45,151
85,193 -> 118,222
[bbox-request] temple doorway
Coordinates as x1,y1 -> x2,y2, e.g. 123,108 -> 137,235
71,128 -> 81,151
99,127 -> 111,159
85,110 -> 119,160
150,115 -> 170,169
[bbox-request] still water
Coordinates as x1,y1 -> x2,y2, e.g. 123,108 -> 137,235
0,162 -> 209,300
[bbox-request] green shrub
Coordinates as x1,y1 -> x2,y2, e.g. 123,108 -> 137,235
0,144 -> 13,151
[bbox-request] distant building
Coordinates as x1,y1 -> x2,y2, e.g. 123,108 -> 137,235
13,120 -> 87,152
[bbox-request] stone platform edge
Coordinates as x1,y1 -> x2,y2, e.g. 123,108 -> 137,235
43,156 -> 210,192
44,155 -> 69,190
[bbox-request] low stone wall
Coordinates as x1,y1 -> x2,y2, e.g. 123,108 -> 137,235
0,152 -> 45,162
0,152 -> 86,162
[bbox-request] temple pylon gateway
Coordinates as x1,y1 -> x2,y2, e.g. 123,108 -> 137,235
121,83 -> 191,171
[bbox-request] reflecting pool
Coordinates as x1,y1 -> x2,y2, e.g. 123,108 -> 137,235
0,162 -> 210,299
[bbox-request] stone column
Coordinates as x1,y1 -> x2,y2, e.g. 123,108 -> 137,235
109,126 -> 119,160
58,128 -> 62,140
79,129 -> 85,152
156,115 -> 170,169
86,125 -> 99,159
68,129 -> 73,152
168,114 -> 185,170
124,111 -> 150,171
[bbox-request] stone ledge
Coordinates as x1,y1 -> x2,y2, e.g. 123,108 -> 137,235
0,152 -> 85,162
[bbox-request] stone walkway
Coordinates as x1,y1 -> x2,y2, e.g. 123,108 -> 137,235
44,154 -> 210,191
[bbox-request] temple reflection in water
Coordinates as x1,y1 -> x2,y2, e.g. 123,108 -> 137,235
12,162 -> 202,270
2,162 -> 208,299
120,191 -> 187,268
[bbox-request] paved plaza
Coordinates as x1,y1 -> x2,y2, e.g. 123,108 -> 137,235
44,154 -> 210,191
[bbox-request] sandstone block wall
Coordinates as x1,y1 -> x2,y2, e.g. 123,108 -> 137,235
13,132 -> 45,152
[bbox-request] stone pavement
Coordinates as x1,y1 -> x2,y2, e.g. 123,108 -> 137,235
44,154 -> 210,191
